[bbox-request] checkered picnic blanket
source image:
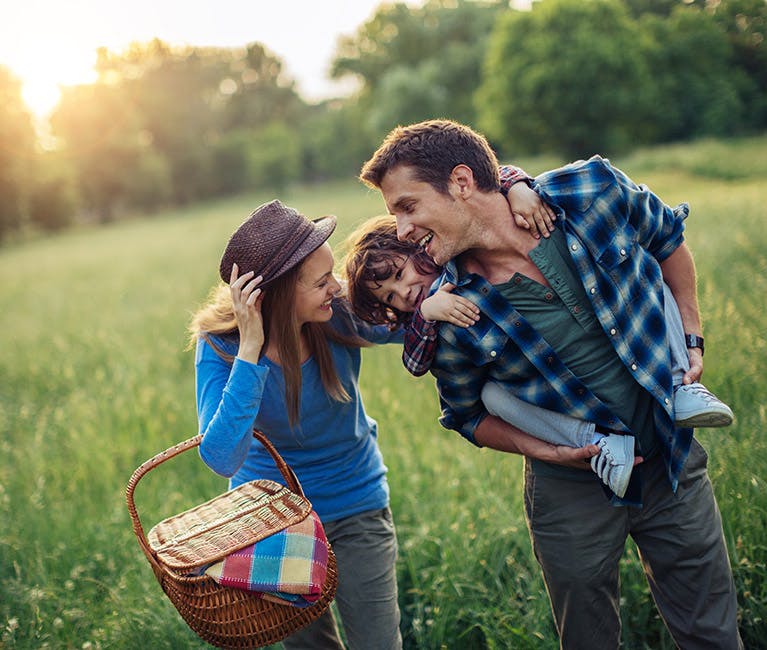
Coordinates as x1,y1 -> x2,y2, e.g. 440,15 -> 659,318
205,510 -> 329,607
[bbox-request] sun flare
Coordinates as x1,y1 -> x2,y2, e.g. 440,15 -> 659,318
14,51 -> 98,118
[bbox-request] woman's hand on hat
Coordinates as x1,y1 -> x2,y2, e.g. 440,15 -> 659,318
230,264 -> 265,363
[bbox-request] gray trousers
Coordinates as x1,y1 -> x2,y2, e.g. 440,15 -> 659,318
524,439 -> 742,649
281,507 -> 402,650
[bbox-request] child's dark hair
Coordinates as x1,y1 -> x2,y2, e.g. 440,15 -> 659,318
342,215 -> 439,328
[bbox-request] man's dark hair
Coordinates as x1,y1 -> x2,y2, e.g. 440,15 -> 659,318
360,119 -> 501,195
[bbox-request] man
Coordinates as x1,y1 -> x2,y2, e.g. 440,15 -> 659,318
360,119 -> 741,649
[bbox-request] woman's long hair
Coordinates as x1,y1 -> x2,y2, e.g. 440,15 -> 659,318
188,263 -> 366,427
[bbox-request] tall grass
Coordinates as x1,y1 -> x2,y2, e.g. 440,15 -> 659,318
1,140 -> 765,648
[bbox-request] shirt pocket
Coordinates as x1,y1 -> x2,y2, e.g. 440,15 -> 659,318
595,237 -> 648,304
471,326 -> 509,367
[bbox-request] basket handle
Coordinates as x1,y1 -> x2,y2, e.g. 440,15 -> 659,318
125,429 -> 305,571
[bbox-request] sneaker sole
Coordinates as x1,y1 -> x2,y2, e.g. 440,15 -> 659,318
676,411 -> 734,428
606,436 -> 634,498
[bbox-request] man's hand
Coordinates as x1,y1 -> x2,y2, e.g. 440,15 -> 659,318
475,415 -> 598,467
683,347 -> 704,385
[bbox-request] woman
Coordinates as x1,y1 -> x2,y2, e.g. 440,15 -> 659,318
188,200 -> 403,649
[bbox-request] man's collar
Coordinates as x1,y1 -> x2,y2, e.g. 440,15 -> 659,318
441,258 -> 462,285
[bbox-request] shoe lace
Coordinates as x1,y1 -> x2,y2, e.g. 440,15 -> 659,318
678,384 -> 720,403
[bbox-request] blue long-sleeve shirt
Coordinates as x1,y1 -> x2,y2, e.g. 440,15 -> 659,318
195,300 -> 403,522
430,156 -> 692,491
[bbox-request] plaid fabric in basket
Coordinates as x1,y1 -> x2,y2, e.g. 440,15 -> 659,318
205,510 -> 329,607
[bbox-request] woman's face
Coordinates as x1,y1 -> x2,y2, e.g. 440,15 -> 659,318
368,254 -> 439,314
295,243 -> 341,325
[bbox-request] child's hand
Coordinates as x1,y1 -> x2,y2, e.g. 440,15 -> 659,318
420,283 -> 480,327
507,182 -> 557,239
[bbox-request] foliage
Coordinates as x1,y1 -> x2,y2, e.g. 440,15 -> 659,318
638,6 -> 750,142
478,0 -> 653,158
0,66 -> 36,241
299,100 -> 378,181
50,82 -> 148,221
0,138 -> 766,648
332,0 -> 507,139
2,1 -> 767,240
27,153 -> 78,232
477,0 -> 760,158
708,0 -> 767,126
247,121 -> 302,192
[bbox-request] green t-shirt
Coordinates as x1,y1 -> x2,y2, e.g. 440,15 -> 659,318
494,228 -> 657,480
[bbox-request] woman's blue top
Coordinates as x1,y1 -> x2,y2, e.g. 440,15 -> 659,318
195,302 -> 403,522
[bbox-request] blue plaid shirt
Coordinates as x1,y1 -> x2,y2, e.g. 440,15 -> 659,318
430,156 -> 692,490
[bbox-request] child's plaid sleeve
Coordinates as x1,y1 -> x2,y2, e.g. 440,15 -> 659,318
402,309 -> 439,377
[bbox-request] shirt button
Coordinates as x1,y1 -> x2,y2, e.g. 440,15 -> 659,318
490,350 -> 497,358
590,287 -> 596,294
514,321 -> 521,327
664,398 -> 670,405
547,356 -> 554,365
620,248 -> 627,256
545,292 -> 553,300
610,328 -> 617,335
573,305 -> 581,313
513,277 -> 522,284
481,287 -> 489,294
571,244 -> 578,251
631,363 -> 638,371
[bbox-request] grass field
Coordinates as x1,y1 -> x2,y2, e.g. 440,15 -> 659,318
1,136 -> 766,648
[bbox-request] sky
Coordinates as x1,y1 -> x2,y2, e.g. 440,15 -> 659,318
0,0 -> 423,118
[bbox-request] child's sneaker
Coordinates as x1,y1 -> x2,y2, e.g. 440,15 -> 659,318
674,383 -> 734,428
590,434 -> 635,498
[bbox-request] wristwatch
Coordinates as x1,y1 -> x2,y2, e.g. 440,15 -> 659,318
684,334 -> 705,356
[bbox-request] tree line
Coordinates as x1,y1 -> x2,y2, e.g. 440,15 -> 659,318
1,0 -> 764,241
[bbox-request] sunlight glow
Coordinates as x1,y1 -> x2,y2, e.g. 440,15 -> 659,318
0,0 -> 422,118
16,52 -> 98,118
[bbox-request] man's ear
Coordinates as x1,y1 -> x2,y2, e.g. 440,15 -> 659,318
450,164 -> 475,199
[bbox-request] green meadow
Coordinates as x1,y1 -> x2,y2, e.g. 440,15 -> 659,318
1,137 -> 766,648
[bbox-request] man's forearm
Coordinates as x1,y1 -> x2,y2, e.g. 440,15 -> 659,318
474,414 -> 600,469
474,414 -> 576,463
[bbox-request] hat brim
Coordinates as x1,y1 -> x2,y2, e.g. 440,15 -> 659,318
262,215 -> 337,286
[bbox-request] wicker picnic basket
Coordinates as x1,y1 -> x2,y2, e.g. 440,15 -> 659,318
126,430 -> 338,649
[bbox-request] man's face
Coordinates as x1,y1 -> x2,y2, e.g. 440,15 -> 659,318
380,165 -> 470,267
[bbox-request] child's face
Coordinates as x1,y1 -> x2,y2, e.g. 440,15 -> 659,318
368,255 -> 439,314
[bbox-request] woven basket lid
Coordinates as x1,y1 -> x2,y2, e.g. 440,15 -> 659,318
148,480 -> 312,571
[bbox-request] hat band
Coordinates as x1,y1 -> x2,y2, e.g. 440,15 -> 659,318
258,220 -> 316,282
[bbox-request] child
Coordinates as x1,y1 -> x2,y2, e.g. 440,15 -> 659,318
342,209 -> 734,498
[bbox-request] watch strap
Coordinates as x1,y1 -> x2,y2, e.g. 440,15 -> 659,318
684,334 -> 705,355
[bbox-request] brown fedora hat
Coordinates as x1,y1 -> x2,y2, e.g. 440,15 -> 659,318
219,200 -> 337,285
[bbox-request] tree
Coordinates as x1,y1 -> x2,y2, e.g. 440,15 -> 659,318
707,0 -> 767,127
247,121 -> 302,193
299,100 -> 374,181
97,40 -> 232,204
639,6 -> 749,141
332,0 -> 507,135
27,152 -> 77,232
0,66 -> 36,241
50,82 -> 146,221
622,0 -> 766,129
224,43 -> 305,130
477,0 -> 653,158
